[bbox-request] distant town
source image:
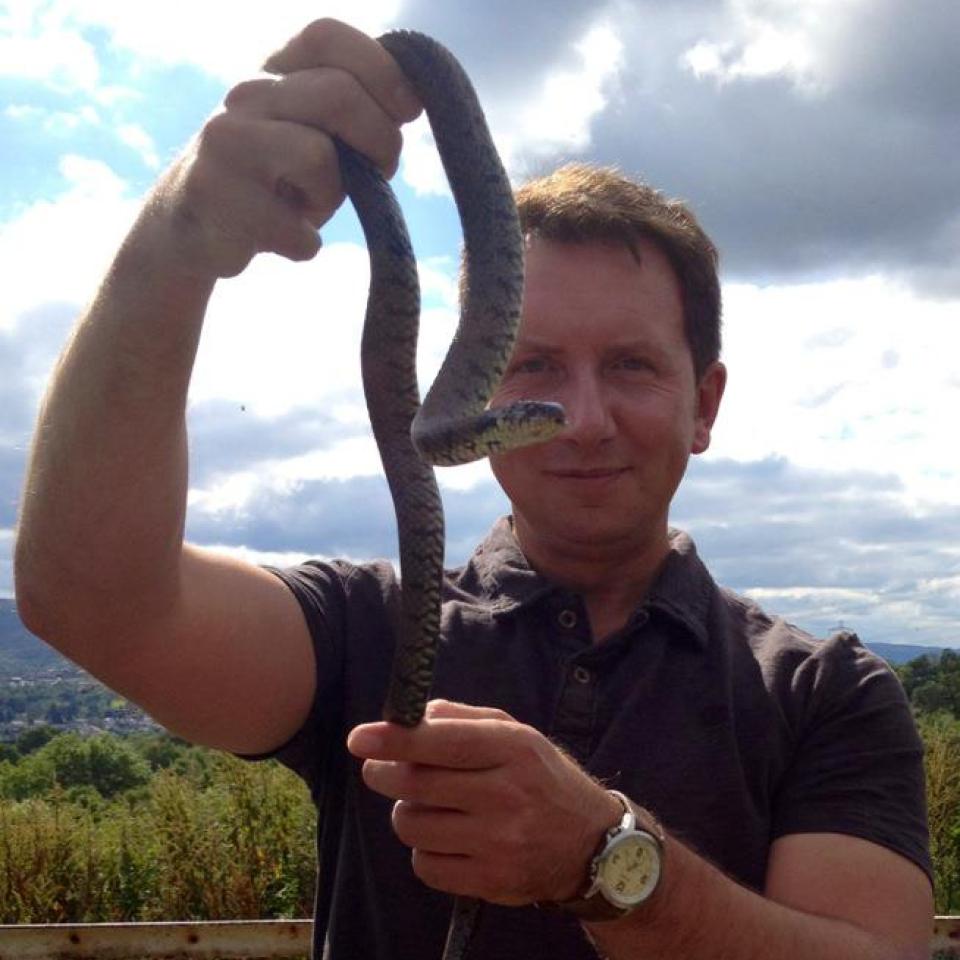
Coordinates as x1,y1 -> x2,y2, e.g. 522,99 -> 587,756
0,598 -> 160,743
0,669 -> 160,744
0,597 -> 954,745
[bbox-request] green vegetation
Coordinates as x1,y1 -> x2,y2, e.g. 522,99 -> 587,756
896,651 -> 960,914
0,648 -> 958,924
898,649 -> 960,717
0,733 -> 315,923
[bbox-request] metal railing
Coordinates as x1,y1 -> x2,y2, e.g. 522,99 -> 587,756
0,921 -> 310,959
0,917 -> 957,958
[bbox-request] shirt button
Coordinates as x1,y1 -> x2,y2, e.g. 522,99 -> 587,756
558,609 -> 577,629
572,665 -> 593,685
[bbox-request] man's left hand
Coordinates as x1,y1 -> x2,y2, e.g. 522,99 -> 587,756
346,699 -> 621,905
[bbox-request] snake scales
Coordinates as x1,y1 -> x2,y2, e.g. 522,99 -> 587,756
335,30 -> 565,960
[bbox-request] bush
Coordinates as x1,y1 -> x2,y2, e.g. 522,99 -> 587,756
0,736 -> 315,923
0,733 -> 151,800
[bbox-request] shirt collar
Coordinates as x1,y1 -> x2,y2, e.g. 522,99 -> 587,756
461,518 -> 715,648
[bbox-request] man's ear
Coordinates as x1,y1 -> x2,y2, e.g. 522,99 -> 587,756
692,361 -> 726,455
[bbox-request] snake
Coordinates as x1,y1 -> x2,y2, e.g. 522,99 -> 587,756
334,30 -> 566,960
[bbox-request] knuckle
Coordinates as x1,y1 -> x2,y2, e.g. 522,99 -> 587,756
196,110 -> 241,156
503,720 -> 541,758
223,77 -> 273,110
317,68 -> 362,126
301,17 -> 341,51
390,801 -> 413,843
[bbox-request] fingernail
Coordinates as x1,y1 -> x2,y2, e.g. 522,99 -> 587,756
393,82 -> 422,120
347,725 -> 384,756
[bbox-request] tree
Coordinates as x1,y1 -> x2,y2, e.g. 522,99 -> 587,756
15,724 -> 58,755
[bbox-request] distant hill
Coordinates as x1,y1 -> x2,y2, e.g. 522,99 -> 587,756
867,641 -> 952,666
0,596 -> 953,676
0,598 -> 78,676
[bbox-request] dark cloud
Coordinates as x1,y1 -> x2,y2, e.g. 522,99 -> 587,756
185,469 -> 509,568
0,446 -> 27,528
592,32 -> 958,291
0,302 -> 75,433
0,302 -> 77,525
187,399 -> 359,489
393,0 -> 959,293
396,0 -> 613,99
674,456 -> 960,644
184,452 -> 959,647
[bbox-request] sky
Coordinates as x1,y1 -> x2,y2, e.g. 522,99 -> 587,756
1,0 -> 958,650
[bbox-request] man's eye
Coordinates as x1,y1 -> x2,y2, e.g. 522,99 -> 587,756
513,357 -> 551,374
615,356 -> 652,372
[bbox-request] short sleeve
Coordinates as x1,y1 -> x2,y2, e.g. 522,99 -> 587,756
238,560 -> 352,788
771,632 -> 931,881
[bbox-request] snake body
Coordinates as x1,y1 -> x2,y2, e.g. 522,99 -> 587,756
336,30 -> 565,960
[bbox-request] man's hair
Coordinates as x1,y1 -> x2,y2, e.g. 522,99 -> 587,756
514,163 -> 721,378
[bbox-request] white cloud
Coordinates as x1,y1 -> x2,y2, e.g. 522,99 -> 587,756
191,542 -> 317,570
713,274 -> 960,506
190,242 -> 370,417
0,4 -> 99,91
680,0 -> 865,93
4,103 -> 100,133
508,23 -> 624,161
0,154 -> 136,335
747,585 -> 875,605
400,20 -> 625,196
115,123 -> 160,168
3,1 -> 402,86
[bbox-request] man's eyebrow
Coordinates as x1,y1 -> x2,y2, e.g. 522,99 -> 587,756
606,335 -> 675,354
510,337 -> 564,354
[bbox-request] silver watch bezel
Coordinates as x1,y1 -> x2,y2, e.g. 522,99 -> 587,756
593,827 -> 663,909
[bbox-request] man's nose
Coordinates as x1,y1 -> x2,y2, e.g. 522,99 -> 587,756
560,371 -> 615,445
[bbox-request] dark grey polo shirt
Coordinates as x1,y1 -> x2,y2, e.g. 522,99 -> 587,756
264,518 -> 930,960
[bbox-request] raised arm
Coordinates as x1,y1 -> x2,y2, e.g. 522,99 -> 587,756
13,19 -> 422,755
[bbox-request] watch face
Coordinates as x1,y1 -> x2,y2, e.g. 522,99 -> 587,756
601,832 -> 662,908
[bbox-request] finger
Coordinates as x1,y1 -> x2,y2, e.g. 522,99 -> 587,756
348,716 -> 534,769
218,175 -> 323,263
411,850 -> 477,898
199,111 -> 344,227
361,758 -> 504,811
225,68 -> 404,176
424,699 -> 516,722
174,153 -> 321,272
411,850 -> 527,904
392,800 -> 478,855
263,18 -> 421,123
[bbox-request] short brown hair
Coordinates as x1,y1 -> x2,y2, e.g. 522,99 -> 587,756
515,163 -> 721,377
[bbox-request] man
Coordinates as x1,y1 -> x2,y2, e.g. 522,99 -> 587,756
13,17 -> 932,960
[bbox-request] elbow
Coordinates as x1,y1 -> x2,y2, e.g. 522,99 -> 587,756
12,521 -> 69,641
12,531 -> 48,638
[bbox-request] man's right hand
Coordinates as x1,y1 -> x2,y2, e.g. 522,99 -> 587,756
143,18 -> 422,280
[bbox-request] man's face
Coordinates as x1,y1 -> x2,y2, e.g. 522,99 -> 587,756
489,237 -> 725,560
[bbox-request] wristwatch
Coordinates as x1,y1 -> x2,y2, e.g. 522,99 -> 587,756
555,790 -> 665,922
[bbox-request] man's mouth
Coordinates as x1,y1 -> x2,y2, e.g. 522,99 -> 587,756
548,467 -> 629,480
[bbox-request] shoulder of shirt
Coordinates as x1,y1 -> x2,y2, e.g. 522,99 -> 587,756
268,556 -> 401,604
716,585 -> 899,693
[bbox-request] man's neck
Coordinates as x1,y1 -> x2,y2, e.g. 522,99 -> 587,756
511,516 -> 671,643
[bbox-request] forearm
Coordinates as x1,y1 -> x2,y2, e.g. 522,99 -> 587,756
14,203 -> 215,652
584,832 -> 915,960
